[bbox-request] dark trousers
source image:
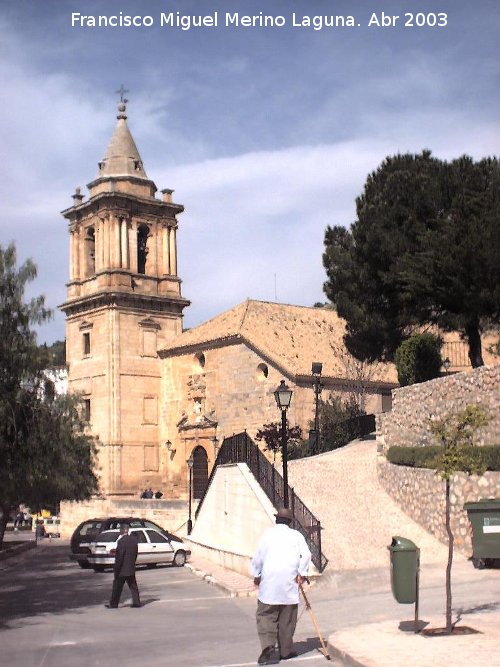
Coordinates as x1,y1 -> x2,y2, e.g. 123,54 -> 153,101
256,600 -> 298,657
110,575 -> 140,607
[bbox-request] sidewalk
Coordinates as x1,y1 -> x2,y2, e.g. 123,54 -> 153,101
186,555 -> 257,597
188,553 -> 500,667
327,607 -> 500,667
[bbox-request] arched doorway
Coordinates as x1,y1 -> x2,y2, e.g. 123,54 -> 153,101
192,445 -> 208,499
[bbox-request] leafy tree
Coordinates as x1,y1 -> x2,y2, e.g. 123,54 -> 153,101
0,243 -> 98,548
323,152 -> 500,367
394,333 -> 443,386
430,405 -> 490,634
255,422 -> 302,461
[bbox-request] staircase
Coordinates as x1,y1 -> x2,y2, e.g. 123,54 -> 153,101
195,432 -> 328,572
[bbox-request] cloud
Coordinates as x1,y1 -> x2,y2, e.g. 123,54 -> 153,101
1,2 -> 498,344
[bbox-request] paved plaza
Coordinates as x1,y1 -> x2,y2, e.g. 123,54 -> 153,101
1,538 -> 500,666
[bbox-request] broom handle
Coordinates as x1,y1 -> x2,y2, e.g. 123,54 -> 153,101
299,581 -> 330,658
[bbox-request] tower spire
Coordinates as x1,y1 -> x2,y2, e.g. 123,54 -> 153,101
95,93 -> 148,180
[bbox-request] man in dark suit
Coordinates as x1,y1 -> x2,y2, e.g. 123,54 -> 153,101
106,525 -> 141,608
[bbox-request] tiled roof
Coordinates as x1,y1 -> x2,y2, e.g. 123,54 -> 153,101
161,299 -> 397,383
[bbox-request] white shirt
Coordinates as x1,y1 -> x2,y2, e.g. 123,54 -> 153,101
251,523 -> 312,605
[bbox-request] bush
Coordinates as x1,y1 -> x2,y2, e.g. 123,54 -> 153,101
387,445 -> 500,470
394,333 -> 443,386
288,439 -> 313,460
318,395 -> 364,452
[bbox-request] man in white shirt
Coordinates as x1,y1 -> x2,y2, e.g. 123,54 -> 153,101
251,507 -> 312,665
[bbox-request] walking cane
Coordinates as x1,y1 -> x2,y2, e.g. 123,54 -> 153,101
299,581 -> 331,661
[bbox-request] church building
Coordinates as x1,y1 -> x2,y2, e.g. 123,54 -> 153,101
60,100 -> 490,504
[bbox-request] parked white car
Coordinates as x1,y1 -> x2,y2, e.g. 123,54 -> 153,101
87,527 -> 190,571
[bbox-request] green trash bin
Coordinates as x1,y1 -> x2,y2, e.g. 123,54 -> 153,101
464,498 -> 500,569
388,536 -> 420,603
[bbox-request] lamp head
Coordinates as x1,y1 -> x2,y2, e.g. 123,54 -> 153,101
311,362 -> 323,376
274,380 -> 293,411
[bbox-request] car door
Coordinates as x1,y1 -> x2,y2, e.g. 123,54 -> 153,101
131,529 -> 150,565
145,529 -> 174,565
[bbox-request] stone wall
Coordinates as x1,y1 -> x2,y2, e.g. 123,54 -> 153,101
376,364 -> 500,555
377,365 -> 500,452
59,497 -> 189,539
378,456 -> 500,555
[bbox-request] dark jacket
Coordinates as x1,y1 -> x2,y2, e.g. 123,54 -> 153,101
114,533 -> 138,577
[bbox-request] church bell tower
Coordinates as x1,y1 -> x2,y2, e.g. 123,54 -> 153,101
60,98 -> 190,495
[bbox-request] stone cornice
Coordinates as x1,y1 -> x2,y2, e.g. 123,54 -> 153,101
61,190 -> 184,219
60,290 -> 190,317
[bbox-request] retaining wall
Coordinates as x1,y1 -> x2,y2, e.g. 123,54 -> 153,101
378,456 -> 500,554
376,365 -> 500,453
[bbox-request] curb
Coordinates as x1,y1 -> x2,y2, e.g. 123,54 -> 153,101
327,640 -> 367,667
0,540 -> 37,562
185,562 -> 257,598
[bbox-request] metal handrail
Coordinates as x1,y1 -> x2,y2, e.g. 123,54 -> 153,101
195,431 -> 328,572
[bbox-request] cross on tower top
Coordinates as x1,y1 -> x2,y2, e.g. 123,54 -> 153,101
115,84 -> 129,103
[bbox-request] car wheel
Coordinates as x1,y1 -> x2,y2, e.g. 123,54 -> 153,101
472,557 -> 486,569
173,550 -> 186,567
93,565 -> 106,572
78,561 -> 91,569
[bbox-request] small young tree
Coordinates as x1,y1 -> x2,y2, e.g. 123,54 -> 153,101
430,404 -> 490,633
329,342 -> 381,412
395,333 -> 443,386
255,422 -> 302,461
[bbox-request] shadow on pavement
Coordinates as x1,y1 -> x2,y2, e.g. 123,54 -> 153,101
293,636 -> 323,656
0,543 -> 183,629
455,600 -> 500,624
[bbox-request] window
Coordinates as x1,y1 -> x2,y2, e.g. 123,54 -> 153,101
256,363 -> 269,381
143,444 -> 159,471
85,226 -> 96,276
97,531 -> 120,543
194,352 -> 206,370
137,224 -> 149,274
83,398 -> 91,422
143,396 -> 158,425
83,332 -> 91,356
133,530 -> 148,544
146,530 -> 169,544
79,521 -> 102,536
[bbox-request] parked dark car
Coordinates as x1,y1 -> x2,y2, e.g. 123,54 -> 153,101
69,517 -> 184,568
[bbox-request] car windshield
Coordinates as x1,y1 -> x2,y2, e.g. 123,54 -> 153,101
95,531 -> 120,543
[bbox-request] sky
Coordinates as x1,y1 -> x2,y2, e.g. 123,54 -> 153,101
1,0 -> 499,343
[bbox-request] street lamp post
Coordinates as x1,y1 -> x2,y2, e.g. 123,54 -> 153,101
311,362 -> 323,455
274,380 -> 293,509
212,435 -> 219,459
187,454 -> 194,535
